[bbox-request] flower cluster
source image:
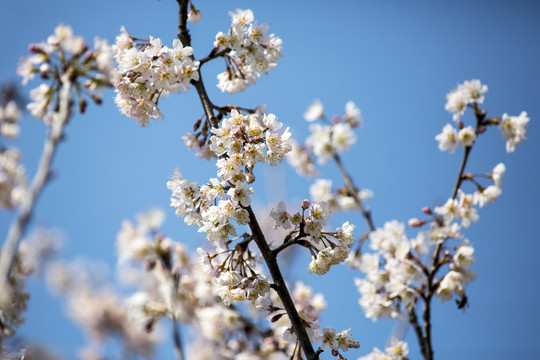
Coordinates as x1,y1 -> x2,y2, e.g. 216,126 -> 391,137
0,100 -> 27,210
359,338 -> 409,360
169,110 -> 292,250
46,260 -> 160,359
269,200 -> 356,275
438,80 -> 529,154
117,209 -> 295,360
316,327 -> 360,355
256,281 -> 326,350
295,100 -> 361,165
0,101 -> 22,139
17,24 -> 115,124
198,247 -> 271,306
286,141 -> 319,177
0,229 -> 61,340
214,9 -> 283,93
352,220 -> 423,320
0,147 -> 27,210
310,178 -> 374,213
113,27 -> 200,126
445,79 -> 488,121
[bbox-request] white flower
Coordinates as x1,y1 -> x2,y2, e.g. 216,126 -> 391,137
459,79 -> 488,104
499,111 -> 529,153
473,185 -> 501,207
309,178 -> 332,203
491,162 -> 506,188
331,123 -> 356,153
457,126 -> 476,147
435,123 -> 458,153
269,201 -> 292,229
304,99 -> 324,121
344,101 -> 362,127
453,244 -> 475,270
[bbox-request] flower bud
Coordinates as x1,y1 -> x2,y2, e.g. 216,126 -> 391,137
477,125 -> 487,134
422,207 -> 432,215
302,199 -> 310,210
408,218 -> 426,228
457,120 -> 464,129
246,172 -> 256,184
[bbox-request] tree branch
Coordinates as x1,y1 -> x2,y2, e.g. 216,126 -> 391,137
176,1 -> 317,357
332,152 -> 375,232
0,74 -> 73,293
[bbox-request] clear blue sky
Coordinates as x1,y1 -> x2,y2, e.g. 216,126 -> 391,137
1,0 -> 539,359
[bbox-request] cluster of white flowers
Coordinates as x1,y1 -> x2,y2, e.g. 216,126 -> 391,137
113,27 -> 199,126
352,209 -> 480,316
269,200 -> 356,275
286,141 -> 319,177
117,210 -> 301,360
316,327 -> 360,354
116,207 -> 170,264
310,178 -> 373,212
214,9 -> 283,93
435,242 -> 476,302
0,229 -> 62,341
438,80 -> 529,154
352,220 -> 423,320
0,99 -> 26,210
256,281 -> 326,351
297,100 -> 361,165
435,123 -> 477,153
359,338 -> 409,360
0,148 -> 27,210
169,110 -> 292,250
17,25 -> 115,124
445,79 -> 488,121
434,190 -> 480,228
46,260 -> 160,359
0,101 -> 22,139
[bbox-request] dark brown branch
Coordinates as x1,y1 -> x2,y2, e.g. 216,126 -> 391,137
176,1 -> 317,357
176,0 -> 191,47
199,48 -> 231,66
408,306 -> 427,358
246,207 -> 317,360
416,104 -> 486,360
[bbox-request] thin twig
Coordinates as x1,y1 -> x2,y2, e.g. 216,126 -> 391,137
332,153 -> 376,232
199,48 -> 231,66
0,74 -> 73,292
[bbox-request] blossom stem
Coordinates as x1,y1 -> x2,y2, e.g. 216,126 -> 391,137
0,74 -> 73,294
332,153 -> 375,232
247,206 -> 318,360
408,306 -> 427,357
172,316 -> 184,360
417,105 -> 485,360
199,48 -> 231,66
176,1 -> 317,358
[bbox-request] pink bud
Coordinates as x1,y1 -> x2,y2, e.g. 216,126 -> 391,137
477,125 -> 487,134
302,199 -> 311,210
457,120 -> 464,129
408,218 -> 426,228
422,207 -> 432,215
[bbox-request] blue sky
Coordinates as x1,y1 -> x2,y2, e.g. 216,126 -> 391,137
1,0 -> 539,359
